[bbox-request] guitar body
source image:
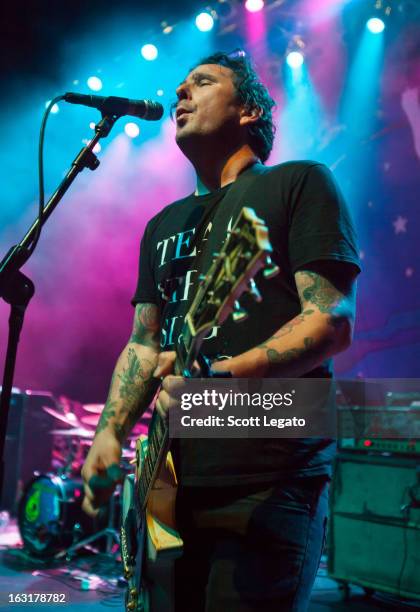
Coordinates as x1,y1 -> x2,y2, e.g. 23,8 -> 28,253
122,437 -> 183,612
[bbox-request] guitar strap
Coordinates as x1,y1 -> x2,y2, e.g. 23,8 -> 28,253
189,162 -> 268,278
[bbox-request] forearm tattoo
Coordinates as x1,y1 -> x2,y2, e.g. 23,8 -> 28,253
258,309 -> 314,347
265,337 -> 315,365
118,348 -> 151,401
96,303 -> 160,441
259,269 -> 350,368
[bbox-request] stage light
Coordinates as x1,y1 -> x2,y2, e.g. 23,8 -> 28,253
195,12 -> 214,32
124,122 -> 140,138
141,44 -> 158,61
366,17 -> 385,34
161,21 -> 173,34
245,0 -> 264,13
156,89 -> 164,96
286,51 -> 304,69
87,76 -> 103,91
89,122 -> 96,130
45,101 -> 59,114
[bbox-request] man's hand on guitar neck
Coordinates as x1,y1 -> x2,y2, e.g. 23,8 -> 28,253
153,351 -> 232,418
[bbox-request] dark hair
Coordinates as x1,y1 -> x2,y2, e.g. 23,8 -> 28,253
191,50 -> 276,162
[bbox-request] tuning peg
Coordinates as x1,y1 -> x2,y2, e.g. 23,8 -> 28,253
232,301 -> 248,323
248,278 -> 262,302
263,255 -> 280,279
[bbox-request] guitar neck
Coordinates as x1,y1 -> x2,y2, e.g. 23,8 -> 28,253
137,335 -> 199,509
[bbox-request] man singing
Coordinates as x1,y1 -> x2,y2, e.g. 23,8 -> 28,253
82,51 -> 360,611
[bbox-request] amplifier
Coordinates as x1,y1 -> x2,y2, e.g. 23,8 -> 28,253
328,451 -> 420,600
336,384 -> 420,455
339,437 -> 420,455
0,389 -> 57,514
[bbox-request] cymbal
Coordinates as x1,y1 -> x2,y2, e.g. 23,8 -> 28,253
80,414 -> 99,427
50,427 -> 94,438
43,406 -> 80,426
79,407 -> 152,428
83,403 -> 104,414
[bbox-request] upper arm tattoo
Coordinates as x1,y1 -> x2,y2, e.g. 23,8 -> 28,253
295,270 -> 345,313
129,303 -> 160,348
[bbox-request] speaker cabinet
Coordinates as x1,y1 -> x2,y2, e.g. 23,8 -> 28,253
328,452 -> 420,600
1,390 -> 56,514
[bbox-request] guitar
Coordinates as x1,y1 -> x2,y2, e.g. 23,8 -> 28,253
120,207 -> 278,611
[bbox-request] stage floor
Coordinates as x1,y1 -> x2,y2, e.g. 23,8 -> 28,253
0,520 -> 414,611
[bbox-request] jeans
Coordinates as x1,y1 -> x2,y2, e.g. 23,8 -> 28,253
174,476 -> 329,612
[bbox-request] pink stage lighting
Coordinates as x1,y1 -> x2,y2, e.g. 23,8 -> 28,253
245,0 -> 265,13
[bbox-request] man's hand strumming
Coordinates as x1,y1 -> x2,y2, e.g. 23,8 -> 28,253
81,430 -> 124,517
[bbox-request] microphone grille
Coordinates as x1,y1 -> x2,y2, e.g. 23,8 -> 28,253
144,100 -> 164,121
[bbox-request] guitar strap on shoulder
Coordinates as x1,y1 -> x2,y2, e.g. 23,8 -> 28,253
190,162 -> 268,273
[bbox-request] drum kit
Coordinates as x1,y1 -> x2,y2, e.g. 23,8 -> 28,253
17,400 -> 151,560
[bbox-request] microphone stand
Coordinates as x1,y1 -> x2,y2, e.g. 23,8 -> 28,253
0,112 -> 119,501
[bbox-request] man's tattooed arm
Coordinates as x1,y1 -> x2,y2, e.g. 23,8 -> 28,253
212,261 -> 358,378
95,303 -> 160,442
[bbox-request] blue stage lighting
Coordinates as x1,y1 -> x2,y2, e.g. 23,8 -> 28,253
124,122 -> 140,138
46,101 -> 59,114
286,51 -> 304,69
141,44 -> 158,61
87,76 -> 103,91
366,17 -> 385,34
195,12 -> 214,32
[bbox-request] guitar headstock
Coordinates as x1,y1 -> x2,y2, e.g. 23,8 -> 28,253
179,207 -> 279,371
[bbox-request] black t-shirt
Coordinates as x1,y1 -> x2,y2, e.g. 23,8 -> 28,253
132,161 -> 361,486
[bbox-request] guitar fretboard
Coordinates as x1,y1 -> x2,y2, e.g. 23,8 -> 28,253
137,410 -> 169,508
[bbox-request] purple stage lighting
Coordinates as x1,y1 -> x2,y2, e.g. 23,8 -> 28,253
245,0 -> 264,12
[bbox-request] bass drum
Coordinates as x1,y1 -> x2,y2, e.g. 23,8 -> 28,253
18,474 -> 95,556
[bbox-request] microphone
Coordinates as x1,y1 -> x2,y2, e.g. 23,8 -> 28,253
63,92 -> 164,121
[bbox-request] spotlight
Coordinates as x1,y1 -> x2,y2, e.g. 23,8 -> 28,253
141,44 -> 158,61
195,12 -> 214,32
87,76 -> 103,91
45,101 -> 59,114
366,17 -> 385,33
161,21 -> 173,34
89,121 -> 96,129
286,51 -> 304,69
245,0 -> 264,12
124,122 -> 140,138
156,89 -> 164,96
